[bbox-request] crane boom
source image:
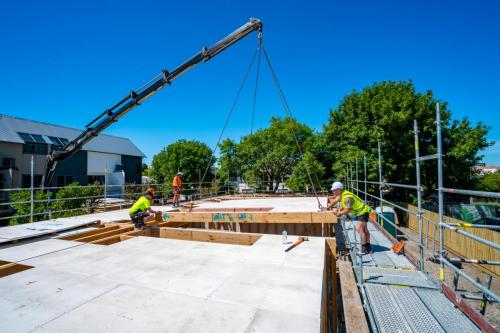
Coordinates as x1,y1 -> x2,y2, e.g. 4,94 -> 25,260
43,18 -> 262,187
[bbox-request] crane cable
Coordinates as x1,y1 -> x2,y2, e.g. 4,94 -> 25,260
190,41 -> 261,210
250,39 -> 261,134
260,42 -> 322,208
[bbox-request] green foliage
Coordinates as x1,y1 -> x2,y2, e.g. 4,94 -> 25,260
322,80 -> 492,200
141,163 -> 150,177
10,190 -> 50,225
475,173 -> 500,192
51,182 -> 104,218
150,140 -> 215,185
218,117 -> 324,191
286,152 -> 325,192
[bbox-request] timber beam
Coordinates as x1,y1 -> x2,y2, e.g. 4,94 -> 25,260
159,211 -> 337,224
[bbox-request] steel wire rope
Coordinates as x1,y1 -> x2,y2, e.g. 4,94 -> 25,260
260,43 -> 322,207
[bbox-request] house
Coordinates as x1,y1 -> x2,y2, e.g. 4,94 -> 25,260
475,165 -> 500,175
0,114 -> 145,191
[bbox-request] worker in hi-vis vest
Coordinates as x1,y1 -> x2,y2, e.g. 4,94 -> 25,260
172,172 -> 183,208
329,182 -> 372,254
129,188 -> 157,226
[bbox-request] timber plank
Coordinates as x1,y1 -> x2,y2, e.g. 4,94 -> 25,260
338,260 -> 369,333
160,211 -> 337,224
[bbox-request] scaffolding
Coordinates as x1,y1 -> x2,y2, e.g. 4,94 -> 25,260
344,103 -> 499,328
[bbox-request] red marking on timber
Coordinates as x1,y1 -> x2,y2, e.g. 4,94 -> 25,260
441,283 -> 496,333
190,207 -> 273,212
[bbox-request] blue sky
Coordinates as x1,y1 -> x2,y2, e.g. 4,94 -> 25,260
1,0 -> 499,165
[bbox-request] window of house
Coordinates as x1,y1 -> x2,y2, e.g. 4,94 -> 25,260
56,175 -> 73,187
22,143 -> 48,155
22,175 -> 43,188
88,175 -> 105,184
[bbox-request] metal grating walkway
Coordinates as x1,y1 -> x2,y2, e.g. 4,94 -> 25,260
363,266 -> 438,289
342,219 -> 482,333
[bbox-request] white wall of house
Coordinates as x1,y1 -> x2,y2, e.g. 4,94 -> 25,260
87,151 -> 121,175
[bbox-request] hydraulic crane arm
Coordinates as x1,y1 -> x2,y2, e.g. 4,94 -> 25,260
43,18 -> 262,187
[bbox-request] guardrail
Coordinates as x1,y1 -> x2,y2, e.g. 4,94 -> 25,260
344,103 -> 499,317
0,180 -> 323,224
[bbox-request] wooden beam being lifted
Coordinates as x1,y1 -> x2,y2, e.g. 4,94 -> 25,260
159,211 -> 337,224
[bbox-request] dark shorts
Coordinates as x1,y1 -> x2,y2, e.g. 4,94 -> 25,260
172,186 -> 181,195
130,210 -> 149,220
356,212 -> 369,222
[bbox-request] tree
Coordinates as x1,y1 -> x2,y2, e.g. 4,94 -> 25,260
475,173 -> 500,192
286,152 -> 325,192
141,163 -> 149,177
322,80 -> 492,201
51,182 -> 104,218
9,190 -> 50,225
218,117 -> 324,191
150,140 -> 215,186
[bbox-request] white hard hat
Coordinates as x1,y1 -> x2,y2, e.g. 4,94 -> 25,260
331,182 -> 344,191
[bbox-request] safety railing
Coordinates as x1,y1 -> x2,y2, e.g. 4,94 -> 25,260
344,103 -> 499,317
0,179 -> 323,225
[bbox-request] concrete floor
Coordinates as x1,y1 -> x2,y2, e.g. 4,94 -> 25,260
195,197 -> 328,212
0,232 -> 325,332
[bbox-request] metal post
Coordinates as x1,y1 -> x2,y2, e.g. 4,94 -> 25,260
350,164 -> 353,191
345,166 -> 348,190
481,275 -> 493,315
436,102 -> 445,282
414,120 -> 424,271
30,155 -> 34,223
355,157 -> 359,196
377,142 -> 383,225
104,165 -> 107,211
363,154 -> 367,202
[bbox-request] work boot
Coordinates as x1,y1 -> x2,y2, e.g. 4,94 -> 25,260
362,244 -> 371,254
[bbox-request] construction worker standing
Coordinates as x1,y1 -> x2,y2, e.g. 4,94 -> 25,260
172,172 -> 183,208
129,188 -> 157,228
330,182 -> 372,253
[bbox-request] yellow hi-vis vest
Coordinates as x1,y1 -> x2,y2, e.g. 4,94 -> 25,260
341,190 -> 371,216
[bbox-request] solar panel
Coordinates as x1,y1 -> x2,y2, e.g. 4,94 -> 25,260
48,136 -> 63,145
17,132 -> 34,142
59,138 -> 69,145
31,134 -> 46,143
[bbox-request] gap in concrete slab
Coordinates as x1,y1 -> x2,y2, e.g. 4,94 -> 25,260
59,225 -> 262,246
0,260 -> 33,278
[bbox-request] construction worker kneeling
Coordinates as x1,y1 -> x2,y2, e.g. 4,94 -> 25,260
330,182 -> 372,254
129,188 -> 157,229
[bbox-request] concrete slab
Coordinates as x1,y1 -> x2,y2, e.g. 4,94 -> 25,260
0,267 -> 119,333
0,233 -> 326,332
0,218 -> 100,244
0,239 -> 83,262
246,309 -> 320,333
33,284 -> 258,333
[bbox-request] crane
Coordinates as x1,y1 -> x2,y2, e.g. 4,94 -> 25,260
42,18 -> 262,187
